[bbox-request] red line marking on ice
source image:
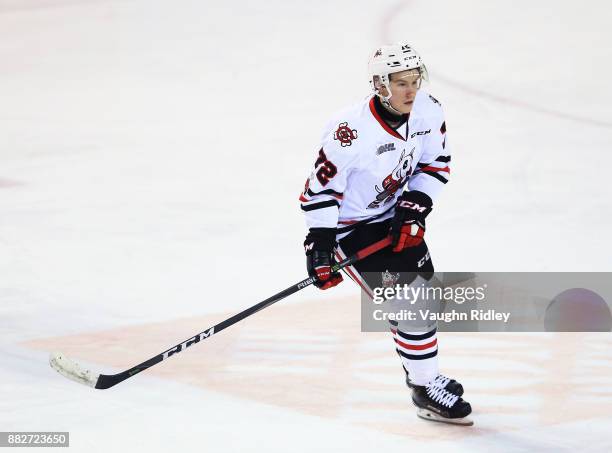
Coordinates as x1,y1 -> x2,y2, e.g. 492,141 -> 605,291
0,178 -> 24,188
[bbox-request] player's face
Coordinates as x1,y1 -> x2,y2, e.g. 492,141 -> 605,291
386,69 -> 421,114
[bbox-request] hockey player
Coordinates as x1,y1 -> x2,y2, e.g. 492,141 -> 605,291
299,43 -> 472,425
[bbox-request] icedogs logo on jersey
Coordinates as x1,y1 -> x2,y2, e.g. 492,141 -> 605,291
367,148 -> 414,209
334,122 -> 358,147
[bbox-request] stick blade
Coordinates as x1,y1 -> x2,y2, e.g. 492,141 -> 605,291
49,352 -> 100,388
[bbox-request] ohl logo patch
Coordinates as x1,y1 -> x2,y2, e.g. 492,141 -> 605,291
334,122 -> 358,147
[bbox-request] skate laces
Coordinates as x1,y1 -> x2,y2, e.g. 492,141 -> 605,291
426,382 -> 459,408
432,374 -> 453,389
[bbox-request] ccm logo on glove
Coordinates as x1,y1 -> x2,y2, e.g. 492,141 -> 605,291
397,200 -> 429,212
304,228 -> 343,290
390,191 -> 433,253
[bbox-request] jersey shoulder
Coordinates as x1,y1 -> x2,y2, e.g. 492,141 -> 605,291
319,97 -> 372,149
413,90 -> 446,127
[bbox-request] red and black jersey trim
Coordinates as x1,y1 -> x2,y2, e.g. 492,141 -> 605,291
422,171 -> 448,184
417,157 -> 450,168
300,199 -> 340,212
307,188 -> 344,199
299,188 -> 344,203
414,161 -> 450,184
368,97 -> 406,141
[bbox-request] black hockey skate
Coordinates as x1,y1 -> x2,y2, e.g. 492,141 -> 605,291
411,383 -> 473,426
396,350 -> 465,396
406,373 -> 464,397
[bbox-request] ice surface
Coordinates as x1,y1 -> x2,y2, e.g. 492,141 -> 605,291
1,0 -> 611,451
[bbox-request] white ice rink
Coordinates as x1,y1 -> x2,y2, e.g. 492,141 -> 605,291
1,0 -> 611,451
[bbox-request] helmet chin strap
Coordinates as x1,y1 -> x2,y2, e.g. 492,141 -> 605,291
377,91 -> 405,117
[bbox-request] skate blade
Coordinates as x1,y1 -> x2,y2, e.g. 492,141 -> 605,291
416,408 -> 474,426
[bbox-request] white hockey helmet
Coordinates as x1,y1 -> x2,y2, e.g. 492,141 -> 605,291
368,43 -> 428,105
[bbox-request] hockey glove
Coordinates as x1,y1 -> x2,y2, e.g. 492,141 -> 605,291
390,191 -> 433,252
304,228 -> 343,290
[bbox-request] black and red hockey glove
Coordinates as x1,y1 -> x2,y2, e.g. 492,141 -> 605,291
390,191 -> 433,252
304,228 -> 343,290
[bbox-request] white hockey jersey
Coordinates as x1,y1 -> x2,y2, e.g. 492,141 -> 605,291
300,90 -> 451,236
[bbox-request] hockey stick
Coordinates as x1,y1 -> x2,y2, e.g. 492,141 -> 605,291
49,236 -> 392,389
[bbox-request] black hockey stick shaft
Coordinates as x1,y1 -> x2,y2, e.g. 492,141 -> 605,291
94,236 -> 392,389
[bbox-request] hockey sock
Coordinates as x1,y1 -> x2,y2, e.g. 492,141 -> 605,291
390,322 -> 439,386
